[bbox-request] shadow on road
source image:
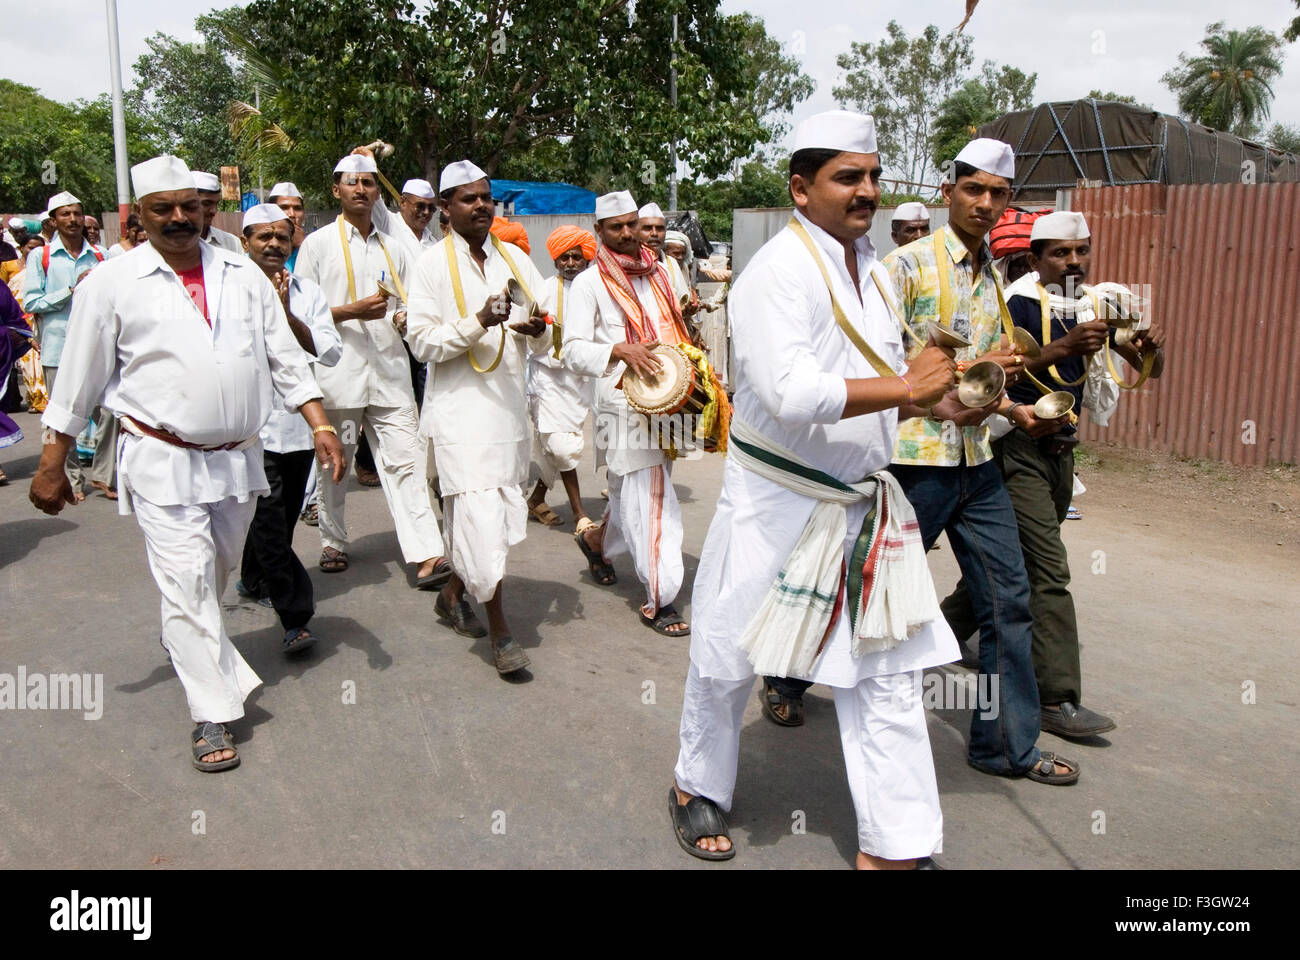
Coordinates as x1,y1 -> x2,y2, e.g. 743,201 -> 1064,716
0,516 -> 78,567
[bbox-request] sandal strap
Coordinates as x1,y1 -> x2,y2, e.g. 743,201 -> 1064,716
683,796 -> 729,844
193,722 -> 232,757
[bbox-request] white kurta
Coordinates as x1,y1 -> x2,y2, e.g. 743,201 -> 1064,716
561,263 -> 669,477
294,216 -> 415,409
406,230 -> 548,495
688,209 -> 959,688
528,274 -> 593,435
43,242 -> 323,515
259,273 -> 342,454
406,230 -> 548,600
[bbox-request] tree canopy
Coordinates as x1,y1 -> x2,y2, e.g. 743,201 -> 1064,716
1161,21 -> 1285,139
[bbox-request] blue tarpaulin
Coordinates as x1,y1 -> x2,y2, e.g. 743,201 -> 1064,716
490,179 -> 596,215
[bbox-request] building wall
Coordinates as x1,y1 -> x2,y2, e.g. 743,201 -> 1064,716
1071,182 -> 1300,466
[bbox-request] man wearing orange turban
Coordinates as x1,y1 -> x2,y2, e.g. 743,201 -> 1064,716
525,225 -> 597,531
490,217 -> 530,254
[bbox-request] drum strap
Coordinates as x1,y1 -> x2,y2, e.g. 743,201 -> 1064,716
787,218 -> 895,379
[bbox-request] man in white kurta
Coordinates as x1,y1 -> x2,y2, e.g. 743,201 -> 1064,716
192,171 -> 244,253
294,154 -> 448,586
670,111 -> 961,867
405,160 -> 548,675
29,155 -> 345,773
525,226 -> 597,529
562,191 -> 689,636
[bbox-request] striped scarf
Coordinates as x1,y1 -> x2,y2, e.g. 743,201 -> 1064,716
595,243 -> 688,345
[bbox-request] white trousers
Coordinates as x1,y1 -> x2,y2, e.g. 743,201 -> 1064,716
532,429 -> 584,489
673,664 -> 944,859
603,463 -> 683,612
133,494 -> 262,724
443,486 -> 527,603
318,404 -> 444,564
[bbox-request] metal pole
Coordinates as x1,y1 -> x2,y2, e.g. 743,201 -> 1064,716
105,0 -> 131,236
255,83 -> 263,196
668,13 -> 678,212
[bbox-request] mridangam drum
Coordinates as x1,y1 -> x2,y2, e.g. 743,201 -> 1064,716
622,344 -> 710,417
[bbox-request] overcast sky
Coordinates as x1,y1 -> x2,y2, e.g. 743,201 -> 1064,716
4,0 -> 1298,133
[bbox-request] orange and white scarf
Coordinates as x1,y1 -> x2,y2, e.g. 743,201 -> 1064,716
595,244 -> 689,345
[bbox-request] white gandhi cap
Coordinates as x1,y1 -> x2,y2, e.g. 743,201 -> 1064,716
131,155 -> 194,199
438,160 -> 488,194
241,203 -> 290,231
192,171 -> 221,193
268,181 -> 301,199
334,154 -> 379,175
638,202 -> 665,220
1030,211 -> 1090,241
596,191 -> 638,220
401,179 -> 435,199
953,138 -> 1015,180
792,109 -> 877,155
891,202 -> 928,222
46,191 -> 81,214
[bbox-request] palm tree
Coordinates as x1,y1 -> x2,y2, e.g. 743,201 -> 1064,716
1162,22 -> 1284,139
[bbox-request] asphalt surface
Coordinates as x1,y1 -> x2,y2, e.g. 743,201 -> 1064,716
0,409 -> 1294,869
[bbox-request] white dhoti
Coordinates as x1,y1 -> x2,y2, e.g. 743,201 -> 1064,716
443,486 -> 528,603
674,663 -> 943,859
531,428 -> 584,489
132,493 -> 263,724
603,462 -> 683,612
318,403 -> 444,563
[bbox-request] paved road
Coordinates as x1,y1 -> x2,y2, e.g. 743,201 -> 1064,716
0,410 -> 1294,869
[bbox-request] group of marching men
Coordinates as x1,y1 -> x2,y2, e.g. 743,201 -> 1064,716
26,104 -> 1167,869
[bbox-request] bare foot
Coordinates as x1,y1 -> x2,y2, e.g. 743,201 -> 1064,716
416,556 -> 446,579
673,781 -> 731,854
195,736 -> 236,765
856,850 -> 918,870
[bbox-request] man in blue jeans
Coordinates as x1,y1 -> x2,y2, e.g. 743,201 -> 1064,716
882,138 -> 1079,785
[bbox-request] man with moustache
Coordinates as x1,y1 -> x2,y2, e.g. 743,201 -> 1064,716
236,204 -> 342,653
294,153 -> 449,587
405,160 -> 549,675
29,155 -> 344,772
83,215 -> 102,246
884,139 -> 1080,786
941,211 -> 1166,740
22,190 -> 107,499
524,226 -> 598,531
192,171 -> 244,253
563,190 -> 694,637
668,110 -> 959,867
889,201 -> 930,249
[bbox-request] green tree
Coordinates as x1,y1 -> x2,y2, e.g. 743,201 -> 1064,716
731,12 -> 816,147
0,80 -> 162,216
211,0 -> 796,202
1087,89 -> 1152,108
1267,122 -> 1300,153
677,156 -> 790,239
1286,1 -> 1300,42
1161,22 -> 1284,138
834,22 -> 1034,194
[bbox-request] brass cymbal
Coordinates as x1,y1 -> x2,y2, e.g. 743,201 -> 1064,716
1033,390 -> 1076,420
957,359 -> 1005,408
1011,327 -> 1041,359
927,323 -> 972,349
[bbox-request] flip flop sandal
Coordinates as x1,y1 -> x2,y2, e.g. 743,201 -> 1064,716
529,502 -> 563,526
435,593 -> 488,638
761,683 -> 805,727
415,558 -> 453,591
491,635 -> 531,675
669,789 -> 735,861
192,722 -> 240,773
319,548 -> 349,573
575,525 -> 617,586
1023,751 -> 1081,786
282,627 -> 316,655
642,604 -> 690,637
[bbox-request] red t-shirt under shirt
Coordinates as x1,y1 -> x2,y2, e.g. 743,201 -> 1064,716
179,264 -> 210,327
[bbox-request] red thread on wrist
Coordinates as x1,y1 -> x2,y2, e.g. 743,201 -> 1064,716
899,375 -> 914,403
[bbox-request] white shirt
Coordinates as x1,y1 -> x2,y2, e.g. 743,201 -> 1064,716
42,242 -> 322,511
259,273 -> 343,454
527,273 -> 592,434
405,229 -> 549,495
688,208 -> 957,685
561,257 -> 673,476
294,215 -> 415,409
202,225 -> 244,254
370,201 -> 439,262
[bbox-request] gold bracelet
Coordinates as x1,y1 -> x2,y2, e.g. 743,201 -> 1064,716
311,424 -> 337,435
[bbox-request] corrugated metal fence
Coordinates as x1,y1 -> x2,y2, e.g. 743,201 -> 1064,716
1070,182 -> 1300,466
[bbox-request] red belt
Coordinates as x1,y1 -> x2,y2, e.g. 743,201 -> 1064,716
121,416 -> 254,452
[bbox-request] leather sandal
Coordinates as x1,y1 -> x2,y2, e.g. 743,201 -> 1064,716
669,789 -> 735,861
435,593 -> 487,638
490,635 -> 530,675
192,722 -> 239,773
761,682 -> 805,727
1023,751 -> 1081,785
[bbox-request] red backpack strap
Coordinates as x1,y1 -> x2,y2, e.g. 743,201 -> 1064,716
42,244 -> 50,274
91,245 -> 105,262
